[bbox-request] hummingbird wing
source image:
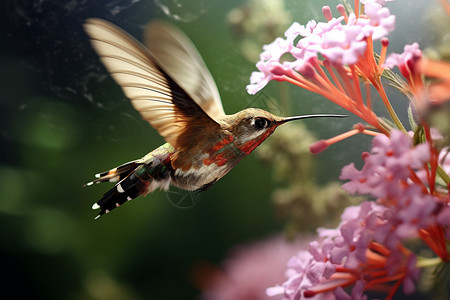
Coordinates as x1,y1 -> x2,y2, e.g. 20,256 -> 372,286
144,21 -> 226,120
84,18 -> 221,149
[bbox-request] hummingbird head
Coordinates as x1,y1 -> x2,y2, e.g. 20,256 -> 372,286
221,108 -> 346,155
223,108 -> 283,140
220,108 -> 300,155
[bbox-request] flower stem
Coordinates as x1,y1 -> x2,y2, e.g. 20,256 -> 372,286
374,81 -> 407,132
417,256 -> 442,268
437,165 -> 450,185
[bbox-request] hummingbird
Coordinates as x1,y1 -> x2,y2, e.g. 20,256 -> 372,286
84,18 -> 345,219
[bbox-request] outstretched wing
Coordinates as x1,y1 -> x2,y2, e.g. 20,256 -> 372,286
144,21 -> 225,120
84,18 -> 220,148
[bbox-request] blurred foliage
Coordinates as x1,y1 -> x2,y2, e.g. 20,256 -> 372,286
0,0 -> 440,299
423,4 -> 450,61
226,0 -> 292,62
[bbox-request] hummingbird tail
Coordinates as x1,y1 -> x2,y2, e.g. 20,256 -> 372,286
85,160 -> 142,186
91,164 -> 150,219
86,160 -> 148,219
87,146 -> 174,219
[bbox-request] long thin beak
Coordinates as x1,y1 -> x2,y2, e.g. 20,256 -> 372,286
278,114 -> 347,124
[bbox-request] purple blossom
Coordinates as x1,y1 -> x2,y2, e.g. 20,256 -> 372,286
268,200 -> 421,300
268,249 -> 337,300
338,130 -> 448,262
324,202 -> 376,268
268,250 -> 315,299
333,280 -> 367,300
393,185 -> 438,238
340,130 -> 430,199
266,128 -> 445,299
402,255 -> 421,294
338,130 -> 444,244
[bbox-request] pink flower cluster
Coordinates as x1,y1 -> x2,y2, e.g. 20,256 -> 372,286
340,130 -> 450,243
384,42 -> 422,75
268,201 -> 419,300
246,1 -> 395,95
384,42 -> 427,107
340,130 -> 429,199
268,131 -> 450,300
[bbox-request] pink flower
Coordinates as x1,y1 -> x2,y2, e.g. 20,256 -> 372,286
294,14 -> 368,66
260,37 -> 292,62
297,17 -> 345,39
384,43 -> 422,76
246,34 -> 296,94
247,1 -> 395,112
340,130 -> 430,199
247,70 -> 271,95
312,24 -> 368,65
284,21 -> 306,39
358,3 -> 396,39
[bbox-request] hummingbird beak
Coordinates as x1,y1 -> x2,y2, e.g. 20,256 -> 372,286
278,114 -> 347,125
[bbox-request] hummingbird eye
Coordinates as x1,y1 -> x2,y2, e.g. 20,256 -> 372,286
253,117 -> 270,130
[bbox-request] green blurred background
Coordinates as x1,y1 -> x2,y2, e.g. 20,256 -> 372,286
0,0 -> 438,299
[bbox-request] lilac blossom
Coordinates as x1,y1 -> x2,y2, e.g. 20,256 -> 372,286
268,130 -> 450,299
339,130 -> 430,199
268,201 -> 421,300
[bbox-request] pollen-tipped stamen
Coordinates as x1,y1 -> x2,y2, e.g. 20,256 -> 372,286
337,4 -> 348,23
310,124 -> 381,153
378,38 -> 390,70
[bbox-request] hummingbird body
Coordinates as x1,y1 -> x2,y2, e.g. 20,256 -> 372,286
84,19 -> 344,219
